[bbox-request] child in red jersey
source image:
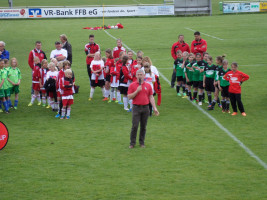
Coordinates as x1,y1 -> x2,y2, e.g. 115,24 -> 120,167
28,57 -> 41,106
39,59 -> 49,107
223,62 -> 249,116
103,49 -> 114,101
132,56 -> 142,82
60,69 -> 74,119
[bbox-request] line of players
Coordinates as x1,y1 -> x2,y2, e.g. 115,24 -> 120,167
173,50 -> 249,115
0,58 -> 21,113
30,57 -> 75,119
88,48 -> 161,114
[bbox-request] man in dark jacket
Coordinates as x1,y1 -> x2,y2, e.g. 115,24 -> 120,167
60,34 -> 72,64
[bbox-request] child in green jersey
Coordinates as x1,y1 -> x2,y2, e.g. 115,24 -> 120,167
218,59 -> 231,113
174,50 -> 183,96
7,58 -> 21,109
192,53 -> 202,103
0,59 -> 9,113
184,53 -> 195,100
214,55 -> 225,109
181,51 -> 189,98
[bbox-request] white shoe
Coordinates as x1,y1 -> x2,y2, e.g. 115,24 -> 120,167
124,108 -> 129,111
198,102 -> 202,106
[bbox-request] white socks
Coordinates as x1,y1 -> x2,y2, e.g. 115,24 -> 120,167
90,87 -> 95,98
101,87 -> 105,97
117,91 -> 121,102
123,97 -> 128,110
129,99 -> 133,109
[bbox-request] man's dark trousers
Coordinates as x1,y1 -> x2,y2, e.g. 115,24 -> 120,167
130,104 -> 150,146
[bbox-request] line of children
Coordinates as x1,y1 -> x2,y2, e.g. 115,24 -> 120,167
173,52 -> 249,116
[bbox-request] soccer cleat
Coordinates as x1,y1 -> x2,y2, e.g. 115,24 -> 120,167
0,109 -> 3,113
108,100 -> 112,103
218,104 -> 222,108
102,97 -> 109,101
115,100 -> 119,103
127,108 -> 132,112
226,110 -> 231,114
207,106 -> 214,110
55,114 -> 60,118
28,103 -> 33,107
198,102 -> 202,106
222,109 -> 226,113
14,107 -> 17,110
231,112 -> 238,116
42,104 -> 46,107
37,102 -> 41,106
65,116 -> 70,119
112,98 -> 116,101
88,98 -> 92,101
192,100 -> 196,103
60,116 -> 64,119
177,93 -> 182,97
208,104 -> 212,107
124,108 -> 129,111
10,105 -> 14,109
46,105 -> 51,109
5,110 -> 10,114
183,93 -> 187,96
140,144 -> 145,148
118,101 -> 123,105
129,145 -> 134,149
241,112 -> 247,117
182,95 -> 188,99
204,100 -> 209,104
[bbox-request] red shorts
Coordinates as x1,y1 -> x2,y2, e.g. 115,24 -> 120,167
32,83 -> 40,91
62,99 -> 73,106
49,92 -> 55,98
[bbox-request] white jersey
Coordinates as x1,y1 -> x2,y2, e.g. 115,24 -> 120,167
144,72 -> 156,92
141,65 -> 159,77
50,49 -> 68,61
90,60 -> 104,80
46,71 -> 58,80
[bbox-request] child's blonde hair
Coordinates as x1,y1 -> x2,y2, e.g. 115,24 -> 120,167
41,59 -> 48,68
34,57 -> 40,63
143,62 -> 151,75
48,62 -> 56,71
64,69 -> 72,76
10,58 -> 18,67
142,56 -> 152,66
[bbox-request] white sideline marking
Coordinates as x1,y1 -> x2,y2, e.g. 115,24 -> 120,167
185,27 -> 224,41
103,30 -> 267,170
132,0 -> 142,4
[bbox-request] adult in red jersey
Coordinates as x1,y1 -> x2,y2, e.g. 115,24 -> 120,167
28,41 -> 47,70
191,31 -> 207,57
128,69 -> 159,149
171,35 -> 190,60
112,38 -> 126,59
224,62 -> 249,117
171,35 -> 190,87
85,34 -> 100,81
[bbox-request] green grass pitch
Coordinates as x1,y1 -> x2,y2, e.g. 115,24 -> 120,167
0,1 -> 267,199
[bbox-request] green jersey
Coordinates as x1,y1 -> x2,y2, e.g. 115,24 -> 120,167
197,60 -> 207,81
174,58 -> 184,77
192,63 -> 200,81
204,64 -> 217,79
0,69 -> 4,89
7,67 -> 21,87
215,65 -> 222,81
185,62 -> 194,82
218,67 -> 231,87
1,68 -> 9,90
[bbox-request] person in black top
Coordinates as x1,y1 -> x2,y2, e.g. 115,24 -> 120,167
60,34 -> 72,64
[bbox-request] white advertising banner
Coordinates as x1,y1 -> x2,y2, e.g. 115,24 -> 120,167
0,8 -> 27,18
223,2 -> 260,13
27,6 -> 174,18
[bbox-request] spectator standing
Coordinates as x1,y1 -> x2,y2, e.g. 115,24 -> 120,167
60,34 -> 72,64
50,41 -> 67,62
0,41 -> 10,60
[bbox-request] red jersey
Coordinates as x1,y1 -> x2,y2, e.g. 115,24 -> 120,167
171,41 -> 190,60
223,70 -> 249,94
85,43 -> 100,65
28,48 -> 47,69
191,39 -> 207,56
110,60 -> 121,82
104,58 -> 114,77
57,69 -> 65,90
32,65 -> 41,83
60,77 -> 74,96
120,65 -> 133,84
112,46 -> 126,59
40,68 -> 48,85
128,81 -> 153,105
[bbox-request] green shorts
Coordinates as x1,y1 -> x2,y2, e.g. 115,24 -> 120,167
4,88 -> 11,97
0,89 -> 5,98
10,85 -> 20,94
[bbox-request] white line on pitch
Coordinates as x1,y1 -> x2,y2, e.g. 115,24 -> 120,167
185,27 -> 224,41
103,30 -> 267,170
132,0 -> 142,4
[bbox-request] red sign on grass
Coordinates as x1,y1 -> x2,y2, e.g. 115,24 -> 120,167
0,122 -> 9,150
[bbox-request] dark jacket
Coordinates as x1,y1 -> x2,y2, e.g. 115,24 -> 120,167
62,41 -> 72,63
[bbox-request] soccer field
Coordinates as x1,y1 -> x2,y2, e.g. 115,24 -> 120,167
0,4 -> 267,200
